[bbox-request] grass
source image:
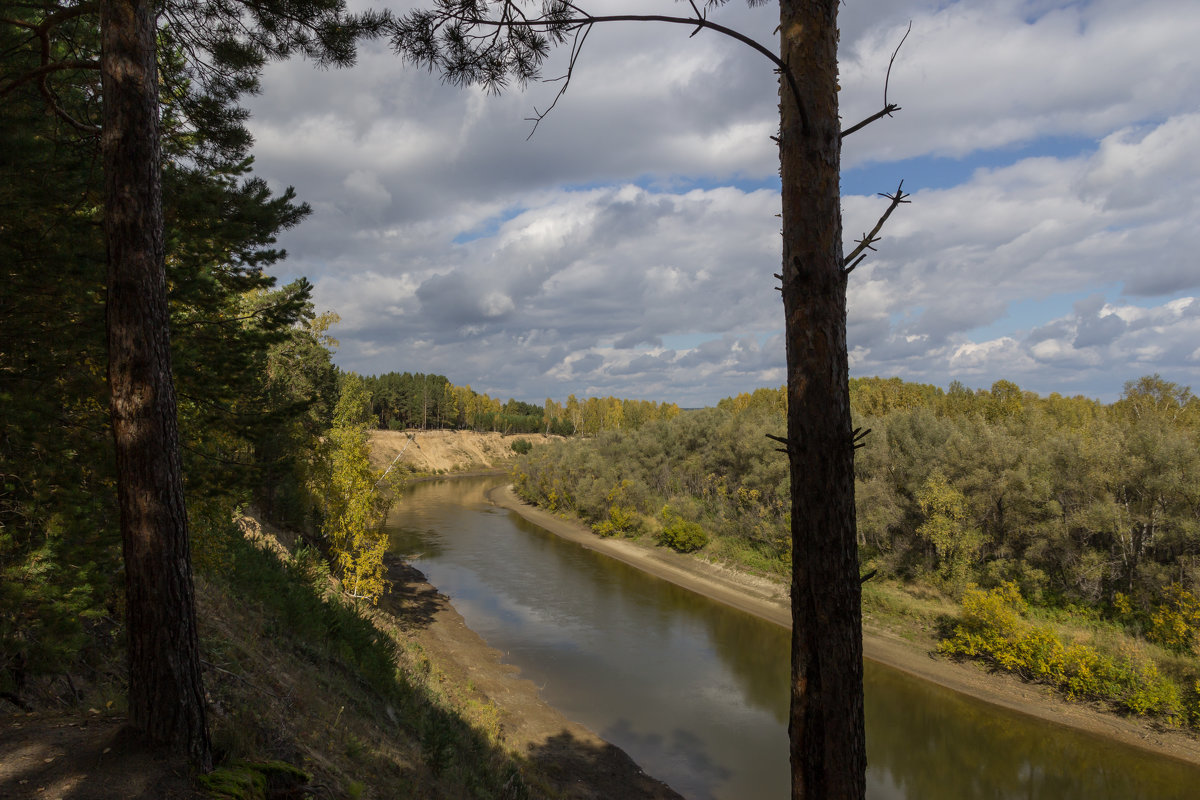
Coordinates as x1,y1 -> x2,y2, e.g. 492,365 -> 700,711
193,513 -> 540,799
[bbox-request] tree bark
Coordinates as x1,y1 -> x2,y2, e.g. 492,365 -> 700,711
778,1 -> 866,798
101,0 -> 211,769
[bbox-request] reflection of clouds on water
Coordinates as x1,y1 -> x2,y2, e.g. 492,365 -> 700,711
864,660 -> 1200,800
602,719 -> 731,800
391,477 -> 790,798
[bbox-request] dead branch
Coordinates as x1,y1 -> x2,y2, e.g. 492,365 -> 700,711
851,426 -> 872,449
0,59 -> 98,100
526,21 -> 592,138
201,659 -> 280,700
842,181 -> 909,275
765,432 -> 791,454
1,3 -> 102,133
840,20 -> 910,139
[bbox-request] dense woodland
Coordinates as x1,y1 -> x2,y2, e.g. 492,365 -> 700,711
0,0 -> 392,708
361,370 -> 681,436
513,376 -> 1200,720
515,375 -> 1200,608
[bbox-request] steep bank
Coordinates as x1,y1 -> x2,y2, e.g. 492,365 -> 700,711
368,429 -> 557,477
378,555 -> 682,799
487,484 -> 1200,769
247,506 -> 682,800
0,500 -> 680,800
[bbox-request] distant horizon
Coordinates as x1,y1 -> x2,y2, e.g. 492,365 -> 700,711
348,367 -> 1182,411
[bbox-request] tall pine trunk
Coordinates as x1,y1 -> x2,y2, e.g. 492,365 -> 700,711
101,0 -> 211,768
779,1 -> 866,797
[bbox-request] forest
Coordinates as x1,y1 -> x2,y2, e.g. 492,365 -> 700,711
361,370 -> 681,436
512,375 -> 1200,723
0,0 -> 398,735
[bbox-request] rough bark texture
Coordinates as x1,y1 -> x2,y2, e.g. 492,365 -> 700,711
100,0 -> 211,769
778,1 -> 866,798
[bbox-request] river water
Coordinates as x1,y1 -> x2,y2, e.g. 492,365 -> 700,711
385,476 -> 1200,800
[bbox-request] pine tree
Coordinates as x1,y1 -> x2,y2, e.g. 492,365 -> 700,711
388,2 -> 911,794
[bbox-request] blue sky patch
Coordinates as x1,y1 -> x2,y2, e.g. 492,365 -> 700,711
842,135 -> 1096,197
452,205 -> 528,245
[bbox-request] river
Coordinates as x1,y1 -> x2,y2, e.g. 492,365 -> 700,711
385,475 -> 1200,800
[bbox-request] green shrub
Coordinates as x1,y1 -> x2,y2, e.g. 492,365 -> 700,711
197,760 -> 309,799
1148,583 -> 1200,654
940,582 -> 1185,723
510,438 -> 532,455
592,505 -> 642,538
656,505 -> 708,553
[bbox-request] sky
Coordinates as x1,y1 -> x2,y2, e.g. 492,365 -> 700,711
242,0 -> 1200,408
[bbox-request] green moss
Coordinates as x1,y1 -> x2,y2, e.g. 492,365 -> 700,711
198,760 -> 309,799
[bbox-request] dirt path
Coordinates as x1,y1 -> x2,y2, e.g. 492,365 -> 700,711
487,484 -> 1200,769
0,714 -> 201,800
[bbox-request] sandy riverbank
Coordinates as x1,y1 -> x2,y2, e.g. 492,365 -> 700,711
487,483 -> 1200,769
380,555 -> 683,799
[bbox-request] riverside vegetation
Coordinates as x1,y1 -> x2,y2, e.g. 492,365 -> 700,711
511,376 -> 1200,730
5,3 -> 1197,766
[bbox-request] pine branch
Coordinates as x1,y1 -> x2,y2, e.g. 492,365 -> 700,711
842,181 -> 909,275
841,20 -> 910,139
391,1 -> 807,136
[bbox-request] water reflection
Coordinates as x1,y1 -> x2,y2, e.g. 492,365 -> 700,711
865,661 -> 1200,800
387,477 -> 789,799
387,477 -> 1200,800
602,720 -> 732,800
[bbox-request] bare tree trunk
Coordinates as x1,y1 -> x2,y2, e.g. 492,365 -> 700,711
779,1 -> 865,798
100,0 -> 211,769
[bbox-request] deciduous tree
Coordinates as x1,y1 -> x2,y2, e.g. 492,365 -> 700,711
316,374 -> 393,601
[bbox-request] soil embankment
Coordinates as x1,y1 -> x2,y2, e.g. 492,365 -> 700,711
487,483 -> 1200,769
368,429 -> 555,477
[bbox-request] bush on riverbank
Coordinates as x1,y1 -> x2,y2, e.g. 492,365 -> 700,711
657,505 -> 708,553
510,405 -> 789,572
940,583 -> 1200,726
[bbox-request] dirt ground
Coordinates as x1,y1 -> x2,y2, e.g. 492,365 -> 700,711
0,714 -> 202,800
368,429 -> 554,477
486,484 -> 1200,770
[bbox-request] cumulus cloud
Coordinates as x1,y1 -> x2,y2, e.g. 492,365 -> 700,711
840,0 -> 1200,166
238,0 -> 1200,405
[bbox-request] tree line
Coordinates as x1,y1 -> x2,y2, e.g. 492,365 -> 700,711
360,371 -> 681,436
514,375 -> 1200,622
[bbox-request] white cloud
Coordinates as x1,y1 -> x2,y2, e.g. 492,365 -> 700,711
840,0 -> 1200,166
237,0 -> 1200,405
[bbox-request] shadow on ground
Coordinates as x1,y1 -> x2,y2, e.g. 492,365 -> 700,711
0,716 -> 201,800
